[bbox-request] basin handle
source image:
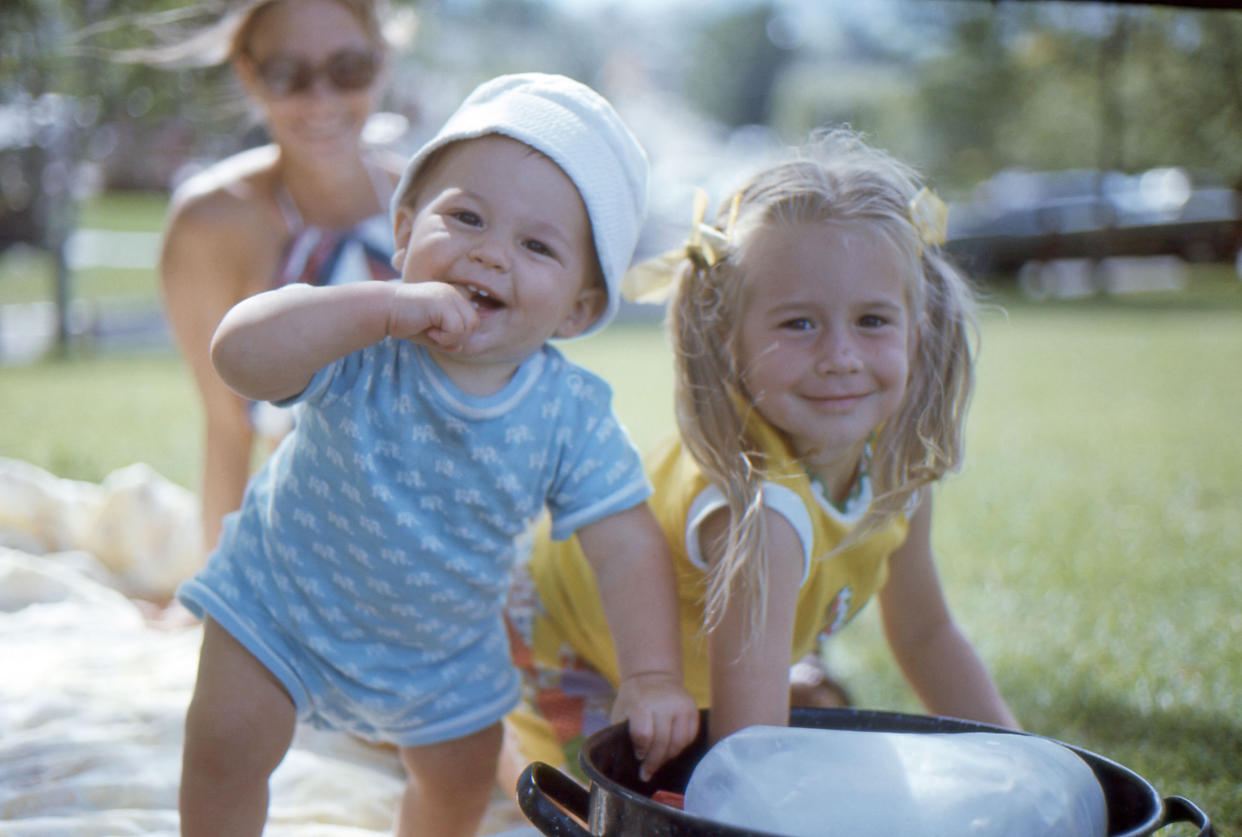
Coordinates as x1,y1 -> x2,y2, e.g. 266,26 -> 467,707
516,762 -> 592,837
1158,795 -> 1215,837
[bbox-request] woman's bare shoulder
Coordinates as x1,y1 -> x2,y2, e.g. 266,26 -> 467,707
161,145 -> 287,296
166,145 -> 281,231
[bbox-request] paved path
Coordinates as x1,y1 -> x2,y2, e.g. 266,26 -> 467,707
1,229 -> 170,364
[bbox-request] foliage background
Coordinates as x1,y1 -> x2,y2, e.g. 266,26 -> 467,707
7,1 -> 1242,196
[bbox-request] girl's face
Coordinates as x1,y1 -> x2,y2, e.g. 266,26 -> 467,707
736,220 -> 914,473
236,0 -> 383,165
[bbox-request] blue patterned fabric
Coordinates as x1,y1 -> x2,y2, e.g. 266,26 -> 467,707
179,338 -> 650,746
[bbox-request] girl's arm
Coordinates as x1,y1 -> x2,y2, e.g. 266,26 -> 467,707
703,507 -> 805,744
877,493 -> 1019,729
210,281 -> 477,403
576,503 -> 700,781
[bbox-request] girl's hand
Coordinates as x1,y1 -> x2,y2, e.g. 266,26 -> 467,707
611,671 -> 700,782
387,282 -> 478,351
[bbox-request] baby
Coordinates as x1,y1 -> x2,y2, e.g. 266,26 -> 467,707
177,73 -> 697,837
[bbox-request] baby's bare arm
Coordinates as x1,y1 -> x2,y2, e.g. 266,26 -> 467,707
578,504 -> 699,779
210,282 -> 476,403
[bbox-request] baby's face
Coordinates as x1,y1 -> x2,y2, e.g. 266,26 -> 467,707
391,135 -> 604,377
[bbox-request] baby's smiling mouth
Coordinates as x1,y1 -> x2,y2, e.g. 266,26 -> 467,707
464,283 -> 505,311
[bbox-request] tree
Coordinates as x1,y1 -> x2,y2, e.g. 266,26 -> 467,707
684,2 -> 794,128
910,4 -> 1242,186
1,0 -> 239,350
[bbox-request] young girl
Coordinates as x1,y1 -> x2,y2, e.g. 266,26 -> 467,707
503,128 -> 1018,781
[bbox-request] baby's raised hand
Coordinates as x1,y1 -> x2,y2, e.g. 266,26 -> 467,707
387,282 -> 479,351
612,672 -> 700,782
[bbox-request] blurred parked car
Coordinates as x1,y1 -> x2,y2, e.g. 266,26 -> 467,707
944,167 -> 1242,278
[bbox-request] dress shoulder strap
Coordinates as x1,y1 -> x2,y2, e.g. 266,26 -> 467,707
273,182 -> 303,234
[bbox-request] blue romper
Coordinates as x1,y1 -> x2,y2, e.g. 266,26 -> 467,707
179,338 -> 651,747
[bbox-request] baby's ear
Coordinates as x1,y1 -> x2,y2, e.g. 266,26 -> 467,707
553,283 -> 608,339
390,207 -> 415,272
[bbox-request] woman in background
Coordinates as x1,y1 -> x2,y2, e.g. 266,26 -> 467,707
159,0 -> 402,553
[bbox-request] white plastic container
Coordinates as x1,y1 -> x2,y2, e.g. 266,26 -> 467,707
683,726 -> 1108,836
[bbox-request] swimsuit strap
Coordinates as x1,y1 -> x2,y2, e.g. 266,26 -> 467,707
274,181 -> 303,235
272,156 -> 397,288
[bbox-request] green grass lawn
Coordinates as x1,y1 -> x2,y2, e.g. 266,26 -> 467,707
1,241 -> 1238,830
76,191 -> 171,232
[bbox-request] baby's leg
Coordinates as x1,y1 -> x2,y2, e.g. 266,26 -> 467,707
396,722 -> 504,837
180,618 -> 296,836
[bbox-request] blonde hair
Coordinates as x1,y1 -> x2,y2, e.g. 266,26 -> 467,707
669,128 -> 978,638
100,0 -> 389,67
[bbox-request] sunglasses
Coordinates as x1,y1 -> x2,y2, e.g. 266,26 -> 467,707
252,49 -> 380,97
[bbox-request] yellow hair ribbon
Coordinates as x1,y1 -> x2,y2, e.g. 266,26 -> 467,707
908,187 -> 948,249
621,188 -> 741,304
619,251 -> 682,305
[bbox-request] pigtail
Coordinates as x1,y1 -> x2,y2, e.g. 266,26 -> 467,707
669,255 -> 770,640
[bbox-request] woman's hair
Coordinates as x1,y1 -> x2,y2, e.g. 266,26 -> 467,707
668,127 -> 979,638
102,0 -> 390,68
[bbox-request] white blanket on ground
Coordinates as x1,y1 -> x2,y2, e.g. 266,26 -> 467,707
0,458 -> 531,836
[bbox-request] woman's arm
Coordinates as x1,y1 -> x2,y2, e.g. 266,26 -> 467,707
160,186 -> 272,550
703,506 -> 805,744
577,503 -> 699,780
877,493 -> 1019,729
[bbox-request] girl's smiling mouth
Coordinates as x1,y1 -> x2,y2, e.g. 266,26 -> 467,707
805,392 -> 868,412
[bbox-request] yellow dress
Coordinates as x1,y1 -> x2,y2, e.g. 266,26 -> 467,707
505,417 -> 908,772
